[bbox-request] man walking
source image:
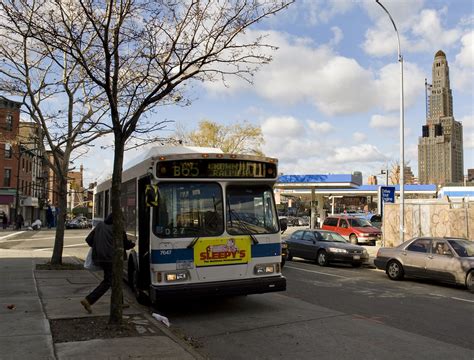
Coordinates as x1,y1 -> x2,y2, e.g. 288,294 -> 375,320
81,213 -> 135,313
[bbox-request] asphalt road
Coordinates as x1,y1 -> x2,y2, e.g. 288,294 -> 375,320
2,229 -> 473,359
0,229 -> 90,259
160,259 -> 474,360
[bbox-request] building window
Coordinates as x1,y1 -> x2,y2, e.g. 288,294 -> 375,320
4,143 -> 12,159
4,169 -> 11,187
5,114 -> 13,131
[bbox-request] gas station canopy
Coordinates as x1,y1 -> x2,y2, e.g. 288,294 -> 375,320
275,173 -> 362,190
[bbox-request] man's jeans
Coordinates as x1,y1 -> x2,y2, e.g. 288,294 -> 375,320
86,261 -> 113,305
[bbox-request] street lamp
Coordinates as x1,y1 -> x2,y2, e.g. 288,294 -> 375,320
379,169 -> 389,186
376,0 -> 405,244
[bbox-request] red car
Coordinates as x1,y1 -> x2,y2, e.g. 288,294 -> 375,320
321,215 -> 381,245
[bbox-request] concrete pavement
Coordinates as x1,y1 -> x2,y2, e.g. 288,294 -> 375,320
0,247 -> 203,360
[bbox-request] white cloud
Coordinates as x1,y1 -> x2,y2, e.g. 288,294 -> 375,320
452,31 -> 474,92
464,132 -> 474,149
290,0 -> 356,26
370,114 -> 399,129
411,9 -> 461,49
328,144 -> 388,164
203,29 -> 426,116
307,120 -> 333,134
363,5 -> 462,57
261,116 -> 304,138
329,26 -> 343,46
456,31 -> 474,68
459,115 -> 474,128
374,61 -> 425,112
353,132 -> 367,143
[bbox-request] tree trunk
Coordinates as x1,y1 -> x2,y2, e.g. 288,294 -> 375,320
50,173 -> 68,265
109,138 -> 125,325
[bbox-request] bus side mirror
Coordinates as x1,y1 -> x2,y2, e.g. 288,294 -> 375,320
145,185 -> 158,207
279,218 -> 288,233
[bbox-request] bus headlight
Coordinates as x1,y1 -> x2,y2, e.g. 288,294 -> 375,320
165,271 -> 189,282
254,264 -> 276,275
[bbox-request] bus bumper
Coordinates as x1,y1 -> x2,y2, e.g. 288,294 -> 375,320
149,275 -> 286,302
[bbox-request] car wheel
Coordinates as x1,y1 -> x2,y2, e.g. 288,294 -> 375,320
287,249 -> 293,261
349,234 -> 358,245
317,250 -> 328,266
352,262 -> 362,268
466,270 -> 474,293
386,260 -> 404,280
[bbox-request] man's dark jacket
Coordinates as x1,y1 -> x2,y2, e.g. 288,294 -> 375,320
86,216 -> 134,263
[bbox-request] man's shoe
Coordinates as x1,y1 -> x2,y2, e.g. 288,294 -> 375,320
80,299 -> 92,314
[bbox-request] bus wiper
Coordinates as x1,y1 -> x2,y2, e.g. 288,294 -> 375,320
187,236 -> 200,249
229,209 -> 259,245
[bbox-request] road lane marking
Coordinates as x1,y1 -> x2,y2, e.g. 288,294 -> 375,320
285,265 -> 348,278
0,231 -> 26,241
33,243 -> 89,252
451,297 -> 474,304
429,293 -> 474,303
0,235 -> 86,243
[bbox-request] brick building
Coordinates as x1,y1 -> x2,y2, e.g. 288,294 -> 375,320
0,96 -> 22,225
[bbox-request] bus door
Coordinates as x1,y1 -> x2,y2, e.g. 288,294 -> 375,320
137,177 -> 151,290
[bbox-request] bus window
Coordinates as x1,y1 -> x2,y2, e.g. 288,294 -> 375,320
153,182 -> 224,238
226,185 -> 278,235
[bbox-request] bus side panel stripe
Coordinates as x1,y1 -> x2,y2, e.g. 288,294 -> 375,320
150,243 -> 281,264
251,243 -> 281,257
151,248 -> 193,264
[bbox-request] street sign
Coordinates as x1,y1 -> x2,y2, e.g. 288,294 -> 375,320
378,186 -> 396,217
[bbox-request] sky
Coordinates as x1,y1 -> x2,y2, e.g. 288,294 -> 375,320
82,0 -> 473,186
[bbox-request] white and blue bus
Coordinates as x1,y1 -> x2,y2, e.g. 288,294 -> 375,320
93,146 -> 286,302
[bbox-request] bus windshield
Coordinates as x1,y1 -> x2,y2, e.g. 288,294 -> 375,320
154,182 -> 224,238
226,185 -> 278,235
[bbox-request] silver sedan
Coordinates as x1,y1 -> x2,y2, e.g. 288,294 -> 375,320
374,237 -> 474,293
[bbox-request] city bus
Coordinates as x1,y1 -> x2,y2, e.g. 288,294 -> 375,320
93,146 -> 286,303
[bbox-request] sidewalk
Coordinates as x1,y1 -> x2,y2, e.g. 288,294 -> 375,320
0,248 -> 203,360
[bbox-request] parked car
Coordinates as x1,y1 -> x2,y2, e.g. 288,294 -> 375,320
285,229 -> 369,267
321,215 -> 381,245
65,217 -> 89,229
374,237 -> 474,293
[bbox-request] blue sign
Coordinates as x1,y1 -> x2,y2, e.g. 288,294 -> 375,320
381,186 -> 395,203
378,186 -> 396,218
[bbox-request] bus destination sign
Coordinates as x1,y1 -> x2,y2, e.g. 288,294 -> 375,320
156,159 -> 277,179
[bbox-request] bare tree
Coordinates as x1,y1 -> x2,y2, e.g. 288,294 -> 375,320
177,119 -> 264,155
388,160 -> 414,185
2,0 -> 293,324
0,9 -> 112,265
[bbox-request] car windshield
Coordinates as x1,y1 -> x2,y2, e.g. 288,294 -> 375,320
348,218 -> 372,227
447,239 -> 474,257
319,231 -> 346,242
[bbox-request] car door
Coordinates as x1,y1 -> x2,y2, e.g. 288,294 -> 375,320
301,231 -> 318,260
337,218 -> 350,239
425,240 -> 459,283
287,230 -> 304,258
402,238 -> 432,278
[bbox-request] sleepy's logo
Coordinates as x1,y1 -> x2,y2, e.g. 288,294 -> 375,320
199,239 -> 246,261
194,236 -> 251,267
